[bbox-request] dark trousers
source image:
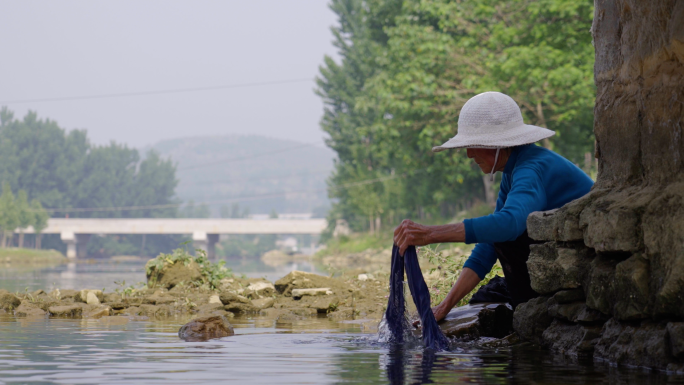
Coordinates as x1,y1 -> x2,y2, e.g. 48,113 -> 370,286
493,231 -> 540,308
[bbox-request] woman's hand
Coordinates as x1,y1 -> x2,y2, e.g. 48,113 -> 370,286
412,304 -> 451,327
431,303 -> 450,322
393,219 -> 433,256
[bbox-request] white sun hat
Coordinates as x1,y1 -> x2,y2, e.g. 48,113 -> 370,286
432,91 -> 555,152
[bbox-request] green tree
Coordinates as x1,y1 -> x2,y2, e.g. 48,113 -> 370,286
318,0 -> 595,233
0,183 -> 19,247
30,199 -> 49,249
15,190 -> 32,248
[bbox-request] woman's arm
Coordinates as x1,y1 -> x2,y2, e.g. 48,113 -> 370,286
393,219 -> 466,256
431,267 -> 482,321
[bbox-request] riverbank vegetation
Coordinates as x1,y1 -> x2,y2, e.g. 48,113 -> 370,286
318,0 -> 595,235
0,248 -> 66,265
0,108 -> 183,256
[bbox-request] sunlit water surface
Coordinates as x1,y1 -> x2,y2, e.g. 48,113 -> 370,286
1,260 -> 683,384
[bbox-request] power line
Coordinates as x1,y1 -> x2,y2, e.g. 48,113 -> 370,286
0,78 -> 314,104
39,171 -> 413,214
186,168 -> 331,186
177,141 -> 322,171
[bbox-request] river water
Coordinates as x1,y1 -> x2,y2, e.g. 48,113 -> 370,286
0,260 -> 682,384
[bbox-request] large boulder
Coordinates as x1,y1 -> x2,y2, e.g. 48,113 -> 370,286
48,305 -> 83,318
612,254 -> 650,320
146,259 -> 203,290
0,293 -> 21,311
512,296 -> 552,345
179,315 -> 234,341
74,290 -> 104,304
14,302 -> 46,318
541,319 -> 602,357
527,243 -> 592,294
584,254 -> 618,315
594,319 -> 678,370
439,303 -> 513,340
274,271 -> 337,297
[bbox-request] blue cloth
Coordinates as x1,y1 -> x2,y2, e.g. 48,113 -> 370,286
463,144 -> 594,279
385,245 -> 450,351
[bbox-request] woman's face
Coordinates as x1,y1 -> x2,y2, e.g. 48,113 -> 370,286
466,148 -> 499,173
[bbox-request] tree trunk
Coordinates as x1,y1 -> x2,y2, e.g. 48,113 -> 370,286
369,216 -> 375,235
375,216 -> 381,232
482,174 -> 496,207
35,233 -> 42,249
519,1 -> 684,370
18,231 -> 24,248
0,232 -> 5,248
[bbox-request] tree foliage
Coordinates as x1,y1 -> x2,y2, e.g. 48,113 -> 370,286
0,108 -> 182,254
318,0 -> 595,232
0,108 -> 178,219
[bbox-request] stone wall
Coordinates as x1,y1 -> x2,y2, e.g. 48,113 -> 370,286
512,0 -> 684,372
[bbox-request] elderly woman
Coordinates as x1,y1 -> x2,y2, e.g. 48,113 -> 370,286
393,91 -> 594,322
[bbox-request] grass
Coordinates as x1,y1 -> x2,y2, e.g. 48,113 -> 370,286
0,248 -> 67,264
316,231 -> 393,257
146,246 -> 233,290
419,245 -> 503,307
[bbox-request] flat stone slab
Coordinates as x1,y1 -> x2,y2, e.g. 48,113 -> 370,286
292,288 -> 332,299
439,303 -> 513,340
48,305 -> 83,318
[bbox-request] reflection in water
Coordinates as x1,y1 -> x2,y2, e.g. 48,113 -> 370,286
0,314 -> 683,384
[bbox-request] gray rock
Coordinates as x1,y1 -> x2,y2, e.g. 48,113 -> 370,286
642,184 -> 684,319
547,301 -> 585,322
0,293 -> 21,311
179,315 -> 234,341
308,296 -> 339,313
218,291 -> 239,304
547,301 -> 608,324
552,288 -> 585,304
512,296 -> 552,345
612,253 -> 650,320
224,302 -> 257,314
146,259 -> 204,290
555,191 -> 602,242
439,303 -> 513,340
74,290 -> 104,304
579,189 -> 651,253
594,318 -> 674,370
556,247 -> 592,289
291,288 -> 332,299
48,305 -> 83,318
251,297 -> 275,310
584,254 -> 617,316
245,281 -> 275,298
14,302 -> 46,317
274,271 -> 336,297
667,322 -> 684,358
528,243 -> 592,294
527,209 -> 558,241
527,243 -> 564,294
541,319 -> 602,357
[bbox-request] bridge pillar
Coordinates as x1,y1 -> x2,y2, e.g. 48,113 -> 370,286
207,234 -> 219,260
61,231 -> 76,259
192,231 -> 208,256
76,234 -> 90,259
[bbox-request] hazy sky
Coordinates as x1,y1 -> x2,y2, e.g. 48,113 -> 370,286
0,1 -> 338,148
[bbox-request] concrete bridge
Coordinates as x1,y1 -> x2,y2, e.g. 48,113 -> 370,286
22,218 -> 327,259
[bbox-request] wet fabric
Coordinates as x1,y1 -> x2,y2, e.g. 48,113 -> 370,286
469,276 -> 511,304
384,245 -> 450,351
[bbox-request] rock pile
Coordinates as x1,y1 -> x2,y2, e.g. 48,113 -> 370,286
512,209 -> 684,372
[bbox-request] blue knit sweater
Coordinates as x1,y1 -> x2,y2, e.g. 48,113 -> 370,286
462,144 -> 594,279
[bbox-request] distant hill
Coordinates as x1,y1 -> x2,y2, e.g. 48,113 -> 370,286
147,136 -> 334,217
